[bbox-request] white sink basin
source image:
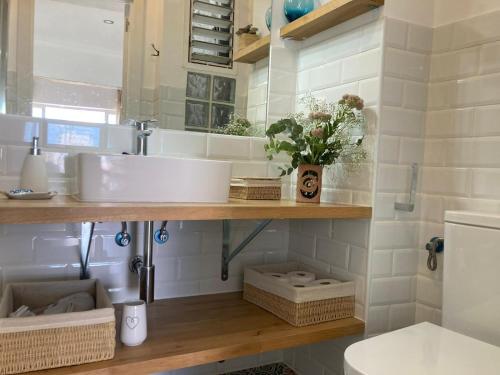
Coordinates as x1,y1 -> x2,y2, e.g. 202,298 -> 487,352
77,153 -> 232,203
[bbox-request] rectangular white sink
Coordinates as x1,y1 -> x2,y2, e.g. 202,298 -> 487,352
77,153 -> 232,203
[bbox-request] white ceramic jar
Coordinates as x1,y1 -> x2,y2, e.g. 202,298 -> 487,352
120,300 -> 147,346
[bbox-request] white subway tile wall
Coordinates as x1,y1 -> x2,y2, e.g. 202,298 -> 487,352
283,11 -> 383,375
294,13 -> 384,206
366,17 -> 432,337
416,9 -> 500,324
246,58 -> 269,131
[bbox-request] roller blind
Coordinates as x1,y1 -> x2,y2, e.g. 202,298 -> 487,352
189,0 -> 234,68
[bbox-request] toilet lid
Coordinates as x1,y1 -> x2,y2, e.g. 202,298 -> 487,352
344,322 -> 500,375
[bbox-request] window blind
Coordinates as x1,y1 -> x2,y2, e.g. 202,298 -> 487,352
189,0 -> 234,68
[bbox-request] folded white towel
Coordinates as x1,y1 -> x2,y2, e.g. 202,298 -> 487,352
9,305 -> 36,318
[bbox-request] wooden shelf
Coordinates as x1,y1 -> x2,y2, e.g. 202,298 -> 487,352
234,35 -> 270,64
0,195 -> 372,224
280,0 -> 384,40
30,293 -> 365,375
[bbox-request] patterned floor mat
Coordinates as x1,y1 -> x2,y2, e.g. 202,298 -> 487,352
222,362 -> 297,375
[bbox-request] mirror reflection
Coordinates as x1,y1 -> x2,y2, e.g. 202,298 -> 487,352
0,0 -> 271,136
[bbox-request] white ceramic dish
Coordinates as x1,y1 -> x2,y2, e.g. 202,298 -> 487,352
4,191 -> 57,200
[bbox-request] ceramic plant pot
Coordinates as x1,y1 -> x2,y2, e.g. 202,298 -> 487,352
296,164 -> 323,203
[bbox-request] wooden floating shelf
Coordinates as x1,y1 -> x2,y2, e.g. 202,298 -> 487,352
234,35 -> 270,64
0,195 -> 372,224
280,0 -> 384,40
31,293 -> 365,375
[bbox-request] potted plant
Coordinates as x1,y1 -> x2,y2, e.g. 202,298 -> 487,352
265,94 -> 366,203
220,115 -> 253,136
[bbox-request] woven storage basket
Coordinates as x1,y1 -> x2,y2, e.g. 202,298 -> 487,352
244,284 -> 354,326
230,185 -> 281,200
0,279 -> 115,374
243,262 -> 355,327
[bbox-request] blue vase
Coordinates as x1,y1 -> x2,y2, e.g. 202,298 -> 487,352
265,6 -> 272,31
284,0 -> 315,22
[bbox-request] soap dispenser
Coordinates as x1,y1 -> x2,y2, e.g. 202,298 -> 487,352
20,137 -> 49,192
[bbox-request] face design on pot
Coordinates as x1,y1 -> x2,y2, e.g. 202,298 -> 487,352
298,169 -> 320,199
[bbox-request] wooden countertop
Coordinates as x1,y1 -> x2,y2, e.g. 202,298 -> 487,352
0,195 -> 372,224
30,293 -> 365,375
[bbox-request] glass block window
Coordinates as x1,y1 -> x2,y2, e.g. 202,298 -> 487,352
189,0 -> 234,68
185,71 -> 236,132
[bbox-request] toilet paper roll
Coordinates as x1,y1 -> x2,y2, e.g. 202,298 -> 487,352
307,279 -> 340,287
290,283 -> 313,288
287,271 -> 316,284
263,272 -> 290,283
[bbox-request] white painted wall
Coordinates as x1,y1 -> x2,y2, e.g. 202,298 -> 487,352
33,0 -> 125,88
251,0 -> 271,37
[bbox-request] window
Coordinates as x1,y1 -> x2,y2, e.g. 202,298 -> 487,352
185,72 -> 236,132
189,0 -> 234,68
32,104 -> 118,125
31,77 -> 120,125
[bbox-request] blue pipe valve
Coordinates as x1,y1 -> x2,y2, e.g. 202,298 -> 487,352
154,221 -> 169,245
115,222 -> 131,247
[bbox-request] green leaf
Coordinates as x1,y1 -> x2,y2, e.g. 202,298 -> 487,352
290,123 -> 304,139
277,140 -> 296,152
265,121 -> 287,138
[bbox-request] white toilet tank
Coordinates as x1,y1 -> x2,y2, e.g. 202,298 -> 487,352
443,211 -> 500,346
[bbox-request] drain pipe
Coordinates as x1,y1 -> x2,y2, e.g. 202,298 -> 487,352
140,221 -> 155,303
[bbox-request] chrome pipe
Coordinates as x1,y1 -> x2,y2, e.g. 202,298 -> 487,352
140,220 -> 155,303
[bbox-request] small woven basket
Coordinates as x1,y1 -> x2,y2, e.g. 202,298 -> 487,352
0,279 -> 115,374
230,185 -> 281,200
244,283 -> 354,327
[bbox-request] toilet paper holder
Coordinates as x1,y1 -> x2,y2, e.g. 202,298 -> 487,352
394,163 -> 418,212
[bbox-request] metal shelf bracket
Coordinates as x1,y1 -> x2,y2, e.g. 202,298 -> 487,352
221,219 -> 272,281
80,222 -> 96,279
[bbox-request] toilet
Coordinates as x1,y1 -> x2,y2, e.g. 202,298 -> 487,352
344,211 -> 500,374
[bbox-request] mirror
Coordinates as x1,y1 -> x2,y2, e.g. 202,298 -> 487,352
0,0 -> 271,136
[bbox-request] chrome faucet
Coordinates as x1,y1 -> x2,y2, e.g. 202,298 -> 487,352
127,119 -> 157,156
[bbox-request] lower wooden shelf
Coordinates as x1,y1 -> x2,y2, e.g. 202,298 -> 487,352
31,293 -> 365,374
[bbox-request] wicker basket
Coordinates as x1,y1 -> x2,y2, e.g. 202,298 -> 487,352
230,185 -> 281,200
243,262 -> 355,327
0,279 -> 115,374
244,284 -> 354,326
